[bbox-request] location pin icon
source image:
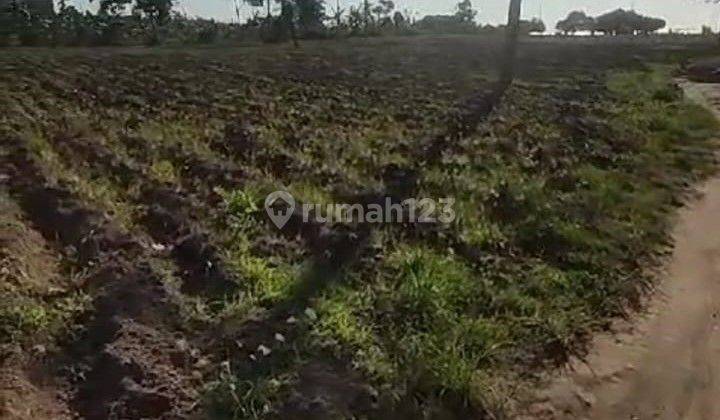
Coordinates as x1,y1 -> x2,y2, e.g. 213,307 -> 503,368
265,191 -> 296,230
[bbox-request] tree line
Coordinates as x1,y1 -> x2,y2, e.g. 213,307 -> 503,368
0,0 -> 548,46
3,1 -> 683,48
556,9 -> 666,36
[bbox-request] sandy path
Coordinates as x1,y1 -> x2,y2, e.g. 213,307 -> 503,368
519,82 -> 720,420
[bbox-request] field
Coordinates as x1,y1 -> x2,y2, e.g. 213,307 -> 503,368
1,35 -> 719,419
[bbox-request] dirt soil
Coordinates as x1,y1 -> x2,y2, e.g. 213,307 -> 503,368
519,82 -> 720,419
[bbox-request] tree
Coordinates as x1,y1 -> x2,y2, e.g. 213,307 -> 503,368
261,0 -> 325,43
370,0 -> 393,26
95,0 -> 133,15
556,10 -> 594,35
363,0 -> 371,27
392,10 -> 405,27
520,18 -> 544,34
639,16 -> 665,34
134,0 -> 173,26
90,0 -> 136,44
595,9 -> 624,35
92,0 -> 174,25
347,5 -> 363,31
415,1 -> 477,33
594,9 -> 665,36
329,0 -> 344,27
295,0 -> 325,34
500,0 -> 522,87
278,0 -> 298,45
455,0 -> 477,24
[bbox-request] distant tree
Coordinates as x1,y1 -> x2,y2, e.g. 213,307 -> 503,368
594,9 -> 664,36
363,0 -> 372,27
455,0 -> 477,24
347,5 -> 363,31
329,0 -> 344,27
134,0 -> 174,25
595,9 -> 627,35
520,18 -> 544,34
556,10 -> 594,35
278,0 -> 298,45
92,0 -> 174,24
89,0 -> 135,44
392,10 -> 405,27
371,0 -> 393,25
295,0 -> 325,34
416,14 -> 461,31
639,16 -> 665,34
95,0 -> 133,15
416,0 -> 478,33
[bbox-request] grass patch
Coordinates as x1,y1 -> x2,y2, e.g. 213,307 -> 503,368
294,67 -> 720,416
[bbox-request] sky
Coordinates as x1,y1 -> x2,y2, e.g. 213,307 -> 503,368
64,0 -> 720,32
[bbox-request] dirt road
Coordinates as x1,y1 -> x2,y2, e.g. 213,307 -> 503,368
520,82 -> 720,420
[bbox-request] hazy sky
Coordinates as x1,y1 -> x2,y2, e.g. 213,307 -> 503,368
66,0 -> 720,32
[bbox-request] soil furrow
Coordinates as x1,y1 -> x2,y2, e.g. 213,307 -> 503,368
1,135 -> 203,419
119,132 -> 247,201
49,132 -> 239,296
105,128 -> 383,417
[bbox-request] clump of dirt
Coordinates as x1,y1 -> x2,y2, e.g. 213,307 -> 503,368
279,362 -> 377,419
0,368 -> 69,419
214,122 -> 260,159
73,319 -> 200,420
178,154 -> 246,192
172,233 -> 237,295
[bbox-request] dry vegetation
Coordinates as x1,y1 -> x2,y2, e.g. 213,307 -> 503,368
1,36 -> 719,419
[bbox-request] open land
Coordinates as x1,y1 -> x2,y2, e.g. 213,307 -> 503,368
1,35 -> 719,419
